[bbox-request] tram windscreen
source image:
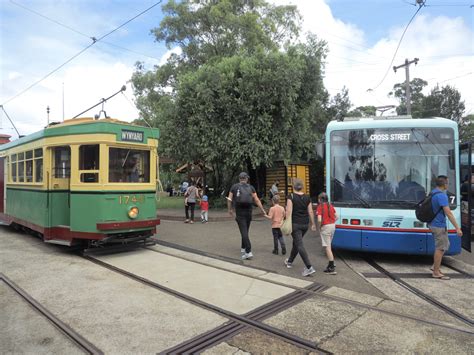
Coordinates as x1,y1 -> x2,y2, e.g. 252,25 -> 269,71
109,148 -> 150,183
330,128 -> 456,209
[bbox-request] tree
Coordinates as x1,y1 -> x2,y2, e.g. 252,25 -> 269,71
421,85 -> 465,123
326,86 -> 351,119
132,0 -> 328,191
459,114 -> 473,142
347,105 -> 377,117
389,77 -> 427,117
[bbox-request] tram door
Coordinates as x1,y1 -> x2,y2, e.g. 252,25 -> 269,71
47,146 -> 71,235
460,142 -> 472,252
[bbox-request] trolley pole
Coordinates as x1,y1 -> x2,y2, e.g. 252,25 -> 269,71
393,58 -> 419,115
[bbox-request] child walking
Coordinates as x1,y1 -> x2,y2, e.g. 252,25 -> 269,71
265,195 -> 286,255
200,195 -> 209,223
316,192 -> 338,275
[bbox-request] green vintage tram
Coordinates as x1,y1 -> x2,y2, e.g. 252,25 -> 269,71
0,117 -> 160,247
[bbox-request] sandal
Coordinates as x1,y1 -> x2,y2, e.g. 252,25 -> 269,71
432,275 -> 450,280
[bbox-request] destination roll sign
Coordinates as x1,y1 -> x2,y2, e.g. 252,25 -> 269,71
121,129 -> 144,142
369,132 -> 412,142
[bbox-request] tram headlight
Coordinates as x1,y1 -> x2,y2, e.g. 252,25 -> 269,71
128,206 -> 139,219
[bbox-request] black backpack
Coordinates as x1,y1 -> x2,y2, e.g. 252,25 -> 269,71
235,183 -> 254,204
415,191 -> 443,223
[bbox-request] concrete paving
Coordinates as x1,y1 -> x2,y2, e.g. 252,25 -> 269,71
155,217 -> 388,298
0,228 -> 227,354
96,248 -> 295,315
151,244 -> 312,289
264,296 -> 474,354
1,282 -> 84,355
2,213 -> 473,354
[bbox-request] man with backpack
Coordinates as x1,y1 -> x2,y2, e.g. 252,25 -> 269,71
428,176 -> 462,280
227,172 -> 267,260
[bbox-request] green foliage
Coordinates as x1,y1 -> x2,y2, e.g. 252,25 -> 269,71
132,0 -> 329,190
347,105 -> 377,118
459,114 -> 473,142
389,78 -> 427,117
389,79 -> 467,138
327,86 -> 351,118
420,85 -> 465,122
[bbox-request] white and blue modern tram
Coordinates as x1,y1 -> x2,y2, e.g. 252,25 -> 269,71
323,116 -> 471,255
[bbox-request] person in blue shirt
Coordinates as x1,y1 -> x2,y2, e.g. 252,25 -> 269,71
429,175 -> 462,280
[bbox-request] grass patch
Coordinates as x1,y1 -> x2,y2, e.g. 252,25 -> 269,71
156,195 -> 186,209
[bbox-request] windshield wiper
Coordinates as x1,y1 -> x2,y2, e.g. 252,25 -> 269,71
333,178 -> 371,208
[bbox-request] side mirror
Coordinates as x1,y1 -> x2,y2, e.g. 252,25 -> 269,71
316,142 -> 325,160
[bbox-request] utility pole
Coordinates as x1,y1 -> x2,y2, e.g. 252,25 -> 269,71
393,58 -> 419,115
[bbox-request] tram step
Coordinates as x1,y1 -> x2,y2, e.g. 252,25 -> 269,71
45,239 -> 72,246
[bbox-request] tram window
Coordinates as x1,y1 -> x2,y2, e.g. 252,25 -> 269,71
26,160 -> 33,182
11,162 -> 17,182
18,161 -> 24,182
26,150 -> 33,159
10,154 -> 17,182
35,158 -> 43,183
79,145 -> 99,170
18,152 -> 24,160
109,148 -> 150,183
54,147 -> 71,178
34,148 -> 43,158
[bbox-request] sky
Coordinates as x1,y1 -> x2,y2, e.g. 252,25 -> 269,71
1,0 -> 473,140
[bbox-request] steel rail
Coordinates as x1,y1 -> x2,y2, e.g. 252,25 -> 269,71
82,255 -> 328,354
1,273 -> 103,355
150,243 -> 474,335
364,258 -> 474,327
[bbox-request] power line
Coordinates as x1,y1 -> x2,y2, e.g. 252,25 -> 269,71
368,3 -> 424,91
9,0 -> 162,62
2,0 -> 163,107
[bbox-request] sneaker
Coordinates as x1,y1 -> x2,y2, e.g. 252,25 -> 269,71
284,259 -> 292,268
272,249 -> 278,255
302,266 -> 316,277
324,266 -> 337,275
240,248 -> 246,254
184,219 -> 190,223
242,252 -> 253,260
190,221 -> 194,224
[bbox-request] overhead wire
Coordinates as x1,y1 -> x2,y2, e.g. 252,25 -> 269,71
2,0 -> 163,107
368,3 -> 425,92
9,0 -> 162,62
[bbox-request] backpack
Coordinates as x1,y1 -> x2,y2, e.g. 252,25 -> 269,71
235,183 -> 254,204
415,191 -> 443,223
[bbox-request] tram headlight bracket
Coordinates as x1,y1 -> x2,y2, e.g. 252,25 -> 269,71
128,206 -> 139,219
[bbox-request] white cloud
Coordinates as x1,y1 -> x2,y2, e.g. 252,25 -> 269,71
271,0 -> 473,116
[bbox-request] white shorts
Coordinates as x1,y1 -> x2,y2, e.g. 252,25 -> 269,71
320,224 -> 336,247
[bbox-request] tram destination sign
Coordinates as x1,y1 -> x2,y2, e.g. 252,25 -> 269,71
121,129 -> 144,142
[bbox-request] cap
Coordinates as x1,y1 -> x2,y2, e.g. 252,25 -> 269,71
202,195 -> 208,202
239,172 -> 249,179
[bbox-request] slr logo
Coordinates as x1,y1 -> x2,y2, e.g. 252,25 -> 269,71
382,216 -> 403,228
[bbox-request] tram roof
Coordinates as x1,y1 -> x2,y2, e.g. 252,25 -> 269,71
326,116 -> 458,131
0,117 -> 160,150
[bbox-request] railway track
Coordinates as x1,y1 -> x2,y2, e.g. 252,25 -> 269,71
149,241 -> 474,334
363,258 -> 474,327
1,273 -> 103,355
82,255 -> 329,354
